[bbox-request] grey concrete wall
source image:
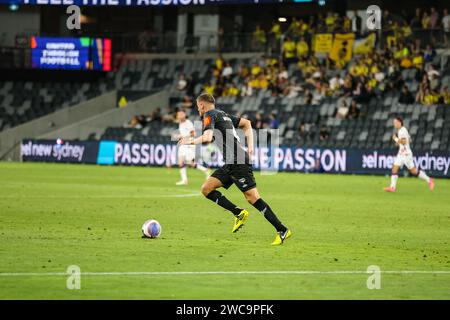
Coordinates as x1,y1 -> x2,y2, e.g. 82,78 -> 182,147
39,90 -> 168,141
0,90 -> 117,161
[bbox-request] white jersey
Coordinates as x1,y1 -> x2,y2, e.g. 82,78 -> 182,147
397,126 -> 412,156
178,119 -> 195,162
179,119 -> 195,139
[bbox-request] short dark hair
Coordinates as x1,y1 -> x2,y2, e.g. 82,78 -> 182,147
395,116 -> 403,125
197,93 -> 215,105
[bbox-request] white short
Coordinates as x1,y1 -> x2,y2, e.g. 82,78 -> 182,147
178,146 -> 196,163
394,154 -> 415,170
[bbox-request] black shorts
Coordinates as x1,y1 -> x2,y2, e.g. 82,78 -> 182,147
211,164 -> 256,192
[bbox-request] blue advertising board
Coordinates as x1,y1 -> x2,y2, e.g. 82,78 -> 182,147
21,139 -> 100,163
21,139 -> 450,178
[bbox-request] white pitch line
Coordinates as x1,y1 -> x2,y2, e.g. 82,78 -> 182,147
1,271 -> 450,277
0,193 -> 201,199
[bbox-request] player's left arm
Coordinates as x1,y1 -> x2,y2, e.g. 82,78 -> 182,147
238,118 -> 254,156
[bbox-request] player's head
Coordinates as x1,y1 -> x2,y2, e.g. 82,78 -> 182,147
176,110 -> 186,122
196,93 -> 215,116
393,116 -> 403,129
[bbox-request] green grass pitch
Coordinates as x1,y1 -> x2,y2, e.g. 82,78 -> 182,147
0,162 -> 449,299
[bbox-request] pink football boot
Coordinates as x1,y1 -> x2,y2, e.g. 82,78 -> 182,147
428,178 -> 435,191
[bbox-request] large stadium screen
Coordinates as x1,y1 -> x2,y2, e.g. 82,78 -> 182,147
31,36 -> 112,71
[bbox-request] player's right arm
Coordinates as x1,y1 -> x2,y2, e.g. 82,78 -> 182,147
238,118 -> 254,156
393,129 -> 408,145
178,129 -> 213,145
178,116 -> 214,146
393,136 -> 407,145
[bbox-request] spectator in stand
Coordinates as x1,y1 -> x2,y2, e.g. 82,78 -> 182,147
336,98 -> 350,119
429,7 -> 439,29
427,64 -> 440,81
311,87 -> 324,105
399,85 -> 415,104
126,115 -> 147,129
288,18 -> 301,38
352,81 -> 369,103
237,64 -> 249,82
422,11 -> 431,29
430,73 -> 440,91
253,112 -> 266,129
423,88 -> 440,106
424,44 -> 436,63
303,89 -> 313,105
150,107 -> 162,122
215,54 -> 224,72
177,73 -> 188,91
298,122 -> 309,140
184,75 -> 195,97
162,106 -> 178,122
347,100 -> 360,119
414,62 -> 426,82
416,76 -> 428,103
296,36 -> 309,59
285,81 -> 303,98
203,81 -> 215,95
412,50 -> 424,68
223,83 -> 240,96
282,37 -> 297,66
277,65 -> 289,81
319,125 -> 330,141
440,86 -> 450,104
410,8 -> 422,29
252,25 -> 266,51
329,74 -> 344,92
241,79 -> 253,97
269,113 -> 280,129
138,29 -> 151,52
443,9 -> 450,46
179,96 -> 193,109
270,21 -> 282,39
221,62 -> 233,80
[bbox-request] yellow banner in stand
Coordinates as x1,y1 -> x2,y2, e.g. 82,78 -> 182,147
329,33 -> 355,62
353,33 -> 376,55
313,34 -> 333,53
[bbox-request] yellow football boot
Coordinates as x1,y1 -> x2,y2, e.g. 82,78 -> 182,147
231,210 -> 249,233
271,229 -> 292,245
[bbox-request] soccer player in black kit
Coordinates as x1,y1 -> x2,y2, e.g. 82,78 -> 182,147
178,93 -> 291,245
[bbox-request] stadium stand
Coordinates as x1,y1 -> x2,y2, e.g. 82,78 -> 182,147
1,7 -> 450,153
90,49 -> 450,152
0,78 -> 116,132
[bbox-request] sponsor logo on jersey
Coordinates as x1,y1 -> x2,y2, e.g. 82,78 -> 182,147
203,116 -> 211,127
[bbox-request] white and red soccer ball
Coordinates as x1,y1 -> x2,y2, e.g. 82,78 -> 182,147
141,219 -> 162,238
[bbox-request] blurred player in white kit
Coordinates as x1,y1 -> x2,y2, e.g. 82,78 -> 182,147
384,117 -> 435,193
175,110 -> 210,185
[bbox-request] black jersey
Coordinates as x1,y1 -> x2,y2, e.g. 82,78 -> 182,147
202,109 -> 250,165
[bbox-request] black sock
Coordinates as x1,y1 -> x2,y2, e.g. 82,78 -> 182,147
252,198 -> 287,232
206,190 -> 242,216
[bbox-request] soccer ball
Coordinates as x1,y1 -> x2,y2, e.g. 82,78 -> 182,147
141,219 -> 162,238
